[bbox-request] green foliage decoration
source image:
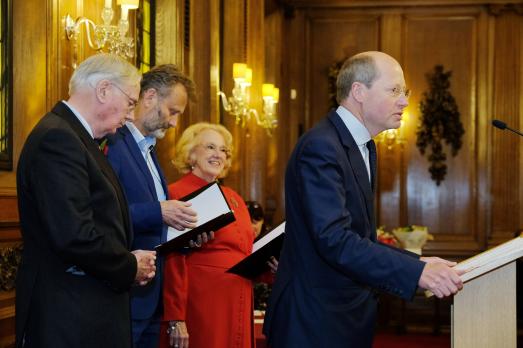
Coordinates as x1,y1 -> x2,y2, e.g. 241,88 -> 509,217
254,282 -> 272,310
416,65 -> 465,185
327,59 -> 345,110
0,244 -> 22,291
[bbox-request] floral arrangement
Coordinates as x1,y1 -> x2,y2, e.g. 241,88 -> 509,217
253,283 -> 272,310
378,225 -> 434,255
392,225 -> 433,254
376,226 -> 400,247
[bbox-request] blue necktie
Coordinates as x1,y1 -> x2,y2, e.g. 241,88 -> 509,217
367,140 -> 377,191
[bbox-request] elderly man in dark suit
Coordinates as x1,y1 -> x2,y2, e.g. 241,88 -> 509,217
16,54 -> 157,348
106,65 -> 203,347
263,51 -> 464,348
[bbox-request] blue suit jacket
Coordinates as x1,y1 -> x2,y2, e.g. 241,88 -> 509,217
107,124 -> 168,320
263,110 -> 425,348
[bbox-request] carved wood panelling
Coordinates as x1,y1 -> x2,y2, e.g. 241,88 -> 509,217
490,10 -> 523,245
401,8 -> 487,254
283,2 -> 522,256
305,9 -> 380,128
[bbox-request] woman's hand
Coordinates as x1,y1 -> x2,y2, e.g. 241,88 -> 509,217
267,256 -> 279,273
189,231 -> 215,248
167,320 -> 189,348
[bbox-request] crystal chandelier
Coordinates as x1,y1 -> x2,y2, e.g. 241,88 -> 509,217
64,0 -> 139,66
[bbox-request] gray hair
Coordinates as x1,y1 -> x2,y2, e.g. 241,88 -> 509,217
336,54 -> 379,104
140,64 -> 196,102
69,53 -> 141,95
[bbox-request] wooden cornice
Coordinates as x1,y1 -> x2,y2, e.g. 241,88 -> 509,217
488,3 -> 523,14
281,0 -> 523,8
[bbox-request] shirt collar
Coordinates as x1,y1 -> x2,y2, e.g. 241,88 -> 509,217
336,105 -> 371,146
126,121 -> 156,152
62,101 -> 94,139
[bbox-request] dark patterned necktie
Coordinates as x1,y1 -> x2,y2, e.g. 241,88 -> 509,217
367,140 -> 377,191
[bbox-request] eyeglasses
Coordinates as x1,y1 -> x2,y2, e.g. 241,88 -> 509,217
111,83 -> 138,111
200,143 -> 231,157
387,86 -> 411,99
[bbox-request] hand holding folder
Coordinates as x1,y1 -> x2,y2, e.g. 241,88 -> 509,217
155,182 -> 236,254
228,222 -> 286,279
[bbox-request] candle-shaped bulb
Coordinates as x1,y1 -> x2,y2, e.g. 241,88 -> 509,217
120,6 -> 129,20
232,63 -> 247,80
262,84 -> 274,98
244,68 -> 252,85
117,0 -> 139,8
273,88 -> 280,103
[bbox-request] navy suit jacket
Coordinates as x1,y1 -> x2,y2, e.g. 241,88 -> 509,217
107,124 -> 168,320
263,110 -> 425,348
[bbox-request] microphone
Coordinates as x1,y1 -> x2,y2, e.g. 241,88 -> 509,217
492,119 -> 523,137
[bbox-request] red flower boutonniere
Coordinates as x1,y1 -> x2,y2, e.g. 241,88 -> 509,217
99,138 -> 109,156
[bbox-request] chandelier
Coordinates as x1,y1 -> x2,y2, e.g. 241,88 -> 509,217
64,0 -> 139,65
218,63 -> 279,135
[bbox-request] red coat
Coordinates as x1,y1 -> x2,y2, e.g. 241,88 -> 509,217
160,173 -> 255,348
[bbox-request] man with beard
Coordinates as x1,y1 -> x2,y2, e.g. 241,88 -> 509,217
107,64 -> 203,347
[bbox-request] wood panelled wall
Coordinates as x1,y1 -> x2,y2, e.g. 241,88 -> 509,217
280,0 -> 523,257
1,0 -> 522,344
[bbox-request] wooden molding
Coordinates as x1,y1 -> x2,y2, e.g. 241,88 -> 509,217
488,3 -> 523,15
0,196 -> 18,223
282,0 -> 523,8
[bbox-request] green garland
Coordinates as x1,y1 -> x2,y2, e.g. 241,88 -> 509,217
327,59 -> 345,110
416,65 -> 464,185
0,244 -> 22,291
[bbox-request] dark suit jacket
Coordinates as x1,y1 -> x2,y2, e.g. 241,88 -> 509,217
107,124 -> 168,320
263,110 -> 425,348
15,102 -> 137,348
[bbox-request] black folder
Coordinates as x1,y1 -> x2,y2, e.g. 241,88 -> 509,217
227,222 -> 286,279
155,181 -> 236,254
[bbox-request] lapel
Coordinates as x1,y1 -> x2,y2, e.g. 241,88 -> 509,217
327,110 -> 375,227
121,125 -> 159,198
52,102 -> 133,248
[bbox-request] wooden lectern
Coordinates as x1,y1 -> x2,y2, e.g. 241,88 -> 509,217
451,236 -> 523,348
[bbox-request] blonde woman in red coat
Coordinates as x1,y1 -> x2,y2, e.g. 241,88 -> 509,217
160,122 -> 255,348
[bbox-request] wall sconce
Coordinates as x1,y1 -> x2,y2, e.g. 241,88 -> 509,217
218,63 -> 255,127
375,114 -> 408,150
218,63 -> 279,135
260,83 -> 279,129
64,0 -> 139,65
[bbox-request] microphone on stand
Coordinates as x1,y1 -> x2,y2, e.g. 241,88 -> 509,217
492,119 -> 523,137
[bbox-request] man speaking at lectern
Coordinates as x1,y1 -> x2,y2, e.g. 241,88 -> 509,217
263,51 -> 464,348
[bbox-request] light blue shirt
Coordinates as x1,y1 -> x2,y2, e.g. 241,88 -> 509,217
126,122 -> 167,201
62,101 -> 94,138
336,105 -> 372,181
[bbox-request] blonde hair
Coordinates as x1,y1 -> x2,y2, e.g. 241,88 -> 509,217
173,122 -> 234,178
